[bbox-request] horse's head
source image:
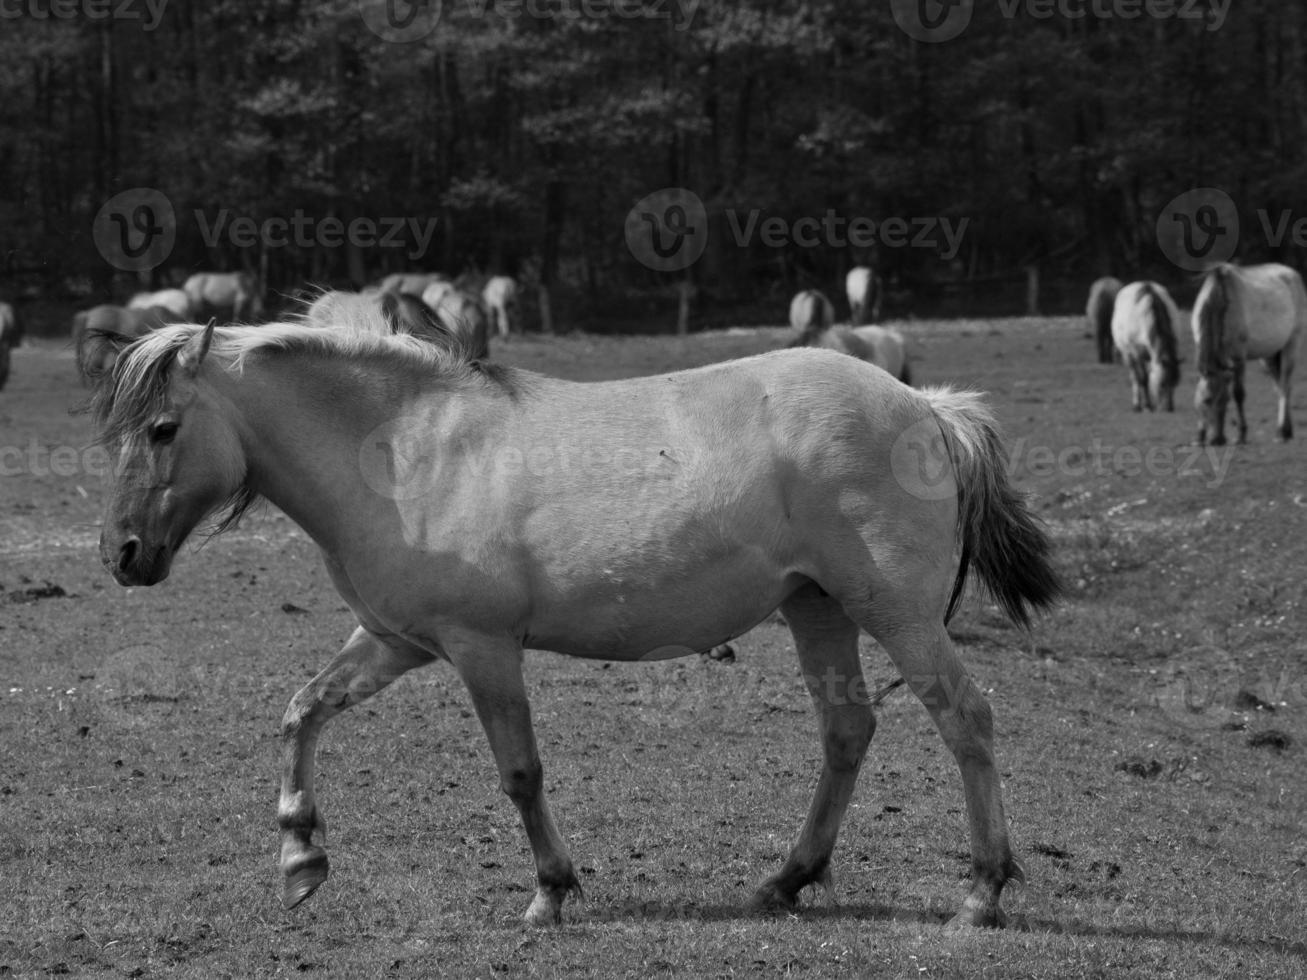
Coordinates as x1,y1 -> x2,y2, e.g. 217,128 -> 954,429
1150,356 -> 1180,413
88,322 -> 249,586
1194,369 -> 1231,444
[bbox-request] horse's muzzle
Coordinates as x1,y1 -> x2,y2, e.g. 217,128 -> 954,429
102,534 -> 171,586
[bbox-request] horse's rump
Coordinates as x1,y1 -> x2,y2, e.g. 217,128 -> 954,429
1193,262 -> 1306,367
846,266 -> 883,324
1086,276 -> 1123,363
788,290 -> 836,338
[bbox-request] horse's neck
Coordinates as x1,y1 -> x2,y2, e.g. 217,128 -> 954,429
221,354 -> 447,551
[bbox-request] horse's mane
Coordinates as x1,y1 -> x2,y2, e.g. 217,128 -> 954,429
1195,263 -> 1234,376
89,307 -> 518,449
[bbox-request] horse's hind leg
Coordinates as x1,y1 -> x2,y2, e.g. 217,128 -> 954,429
449,636 -> 581,926
751,583 -> 873,910
1232,359 -> 1249,443
867,618 -> 1022,931
1270,351 -> 1294,440
279,626 -> 434,909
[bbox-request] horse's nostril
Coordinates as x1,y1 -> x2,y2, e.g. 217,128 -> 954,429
119,536 -> 141,570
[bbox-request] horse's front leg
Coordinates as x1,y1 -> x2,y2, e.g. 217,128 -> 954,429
279,626 -> 433,909
450,636 -> 581,925
1126,356 -> 1148,411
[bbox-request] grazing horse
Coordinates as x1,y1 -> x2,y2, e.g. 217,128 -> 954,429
1086,276 -> 1123,365
184,272 -> 265,323
420,278 -> 455,312
73,304 -> 183,378
788,289 -> 835,335
1191,263 -> 1304,445
846,266 -> 884,325
82,316 -> 1057,931
431,288 -> 491,360
128,288 -> 193,320
482,276 -> 519,338
794,324 -> 912,386
0,301 -> 19,390
302,290 -> 452,347
1110,281 -> 1182,413
378,272 -> 449,298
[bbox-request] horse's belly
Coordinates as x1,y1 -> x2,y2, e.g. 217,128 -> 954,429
1244,325 -> 1297,360
523,565 -> 802,662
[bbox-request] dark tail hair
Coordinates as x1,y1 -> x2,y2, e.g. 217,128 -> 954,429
1195,264 -> 1231,377
1143,283 -> 1180,385
922,387 -> 1062,629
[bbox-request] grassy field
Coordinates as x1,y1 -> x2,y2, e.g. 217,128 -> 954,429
2,318 -> 1304,978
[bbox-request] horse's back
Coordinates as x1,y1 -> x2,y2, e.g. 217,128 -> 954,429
1196,263 -> 1305,360
1238,264 -> 1306,355
1087,276 -> 1122,320
1112,281 -> 1179,347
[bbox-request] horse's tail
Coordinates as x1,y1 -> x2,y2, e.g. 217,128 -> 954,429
1194,264 -> 1236,376
920,387 -> 1061,629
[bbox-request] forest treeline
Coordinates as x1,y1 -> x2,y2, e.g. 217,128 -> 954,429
1,0 -> 1305,332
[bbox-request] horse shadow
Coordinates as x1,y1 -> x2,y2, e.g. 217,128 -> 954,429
572,899 -> 1307,960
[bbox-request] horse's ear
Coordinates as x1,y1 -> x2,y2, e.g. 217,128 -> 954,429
77,327 -> 134,386
178,320 -> 217,377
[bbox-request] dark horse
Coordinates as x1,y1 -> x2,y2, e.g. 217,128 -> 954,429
1086,276 -> 1123,365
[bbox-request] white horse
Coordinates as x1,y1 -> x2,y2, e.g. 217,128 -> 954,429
184,272 -> 264,322
796,324 -> 912,386
379,272 -> 449,298
788,289 -> 835,335
128,288 -> 193,319
420,278 -> 455,311
83,315 -> 1057,931
430,288 -> 490,359
1191,262 -> 1304,444
1110,281 -> 1181,412
846,267 -> 883,325
482,276 -> 519,338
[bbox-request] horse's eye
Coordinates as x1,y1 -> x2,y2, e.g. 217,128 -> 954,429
150,420 -> 179,444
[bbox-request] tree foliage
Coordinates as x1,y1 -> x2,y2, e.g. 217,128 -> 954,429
0,0 -> 1302,326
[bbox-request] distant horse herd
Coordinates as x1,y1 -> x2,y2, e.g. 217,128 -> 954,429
1089,263 -> 1302,445
56,270 -> 519,380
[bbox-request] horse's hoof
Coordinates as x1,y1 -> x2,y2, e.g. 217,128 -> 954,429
283,855 -> 329,910
944,905 -> 1007,932
748,881 -> 799,912
705,643 -> 736,663
523,894 -> 563,927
